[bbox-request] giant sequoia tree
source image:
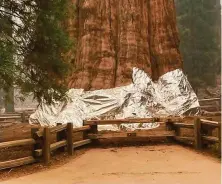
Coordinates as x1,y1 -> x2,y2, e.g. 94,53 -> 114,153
68,0 -> 183,90
1,0 -> 184,102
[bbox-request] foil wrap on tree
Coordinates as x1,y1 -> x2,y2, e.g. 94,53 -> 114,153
29,68 -> 199,131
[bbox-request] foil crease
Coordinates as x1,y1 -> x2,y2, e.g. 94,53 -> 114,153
29,68 -> 200,131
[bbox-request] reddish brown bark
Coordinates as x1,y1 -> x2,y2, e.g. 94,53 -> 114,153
67,0 -> 182,90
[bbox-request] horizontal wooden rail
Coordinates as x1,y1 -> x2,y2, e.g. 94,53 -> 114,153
174,136 -> 194,142
0,139 -> 35,149
84,118 -> 175,125
73,126 -> 90,133
35,139 -> 91,157
73,139 -> 91,148
0,156 -> 36,170
200,119 -> 219,127
173,123 -> 194,129
199,98 -> 221,102
0,116 -> 21,120
202,111 -> 221,116
202,136 -> 219,143
88,130 -> 175,139
0,113 -> 21,115
84,116 -> 216,126
51,140 -> 67,152
34,140 -> 67,157
200,105 -> 219,109
85,118 -> 154,125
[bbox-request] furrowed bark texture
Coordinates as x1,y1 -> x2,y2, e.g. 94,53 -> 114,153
68,0 -> 182,90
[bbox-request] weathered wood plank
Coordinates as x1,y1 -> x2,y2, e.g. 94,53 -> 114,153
84,116 -> 214,125
0,156 -> 36,170
83,115 -> 222,125
201,111 -> 221,117
199,98 -> 221,103
34,140 -> 67,157
200,105 -> 218,109
84,118 -> 170,125
202,136 -> 219,143
173,123 -> 194,129
0,116 -> 21,120
0,139 -> 35,149
73,139 -> 91,148
35,125 -> 90,138
88,130 -> 175,139
174,136 -> 194,142
73,125 -> 90,133
50,140 -> 67,152
200,119 -> 219,127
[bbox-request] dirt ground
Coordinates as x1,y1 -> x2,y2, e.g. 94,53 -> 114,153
0,145 -> 220,184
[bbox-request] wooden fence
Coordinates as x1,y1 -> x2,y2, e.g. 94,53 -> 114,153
0,123 -> 91,170
0,111 -> 32,123
172,118 -> 221,154
199,97 -> 221,112
0,117 -> 221,170
83,118 -> 221,153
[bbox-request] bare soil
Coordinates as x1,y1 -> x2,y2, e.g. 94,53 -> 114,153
0,145 -> 220,184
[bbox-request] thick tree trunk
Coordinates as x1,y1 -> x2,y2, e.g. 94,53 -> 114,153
68,0 -> 182,90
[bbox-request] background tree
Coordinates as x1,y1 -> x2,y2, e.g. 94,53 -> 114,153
0,0 -> 74,104
176,0 -> 221,90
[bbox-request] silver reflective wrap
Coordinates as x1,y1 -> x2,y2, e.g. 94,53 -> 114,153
29,68 -> 199,131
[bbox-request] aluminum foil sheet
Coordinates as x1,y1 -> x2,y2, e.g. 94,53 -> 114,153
29,68 -> 200,131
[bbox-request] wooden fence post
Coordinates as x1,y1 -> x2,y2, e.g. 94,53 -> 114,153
43,127 -> 50,165
90,124 -> 98,134
21,112 -> 26,123
67,123 -> 73,155
31,128 -> 39,159
89,123 -> 98,145
57,123 -> 66,152
218,123 -> 221,156
194,118 -> 202,150
166,119 -> 174,142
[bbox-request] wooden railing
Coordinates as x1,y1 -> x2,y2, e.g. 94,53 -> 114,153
84,118 -> 221,154
0,111 -> 32,123
0,117 -> 220,171
0,138 -> 36,170
0,123 -> 91,170
172,118 -> 221,154
199,97 -> 221,112
84,119 -> 175,139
